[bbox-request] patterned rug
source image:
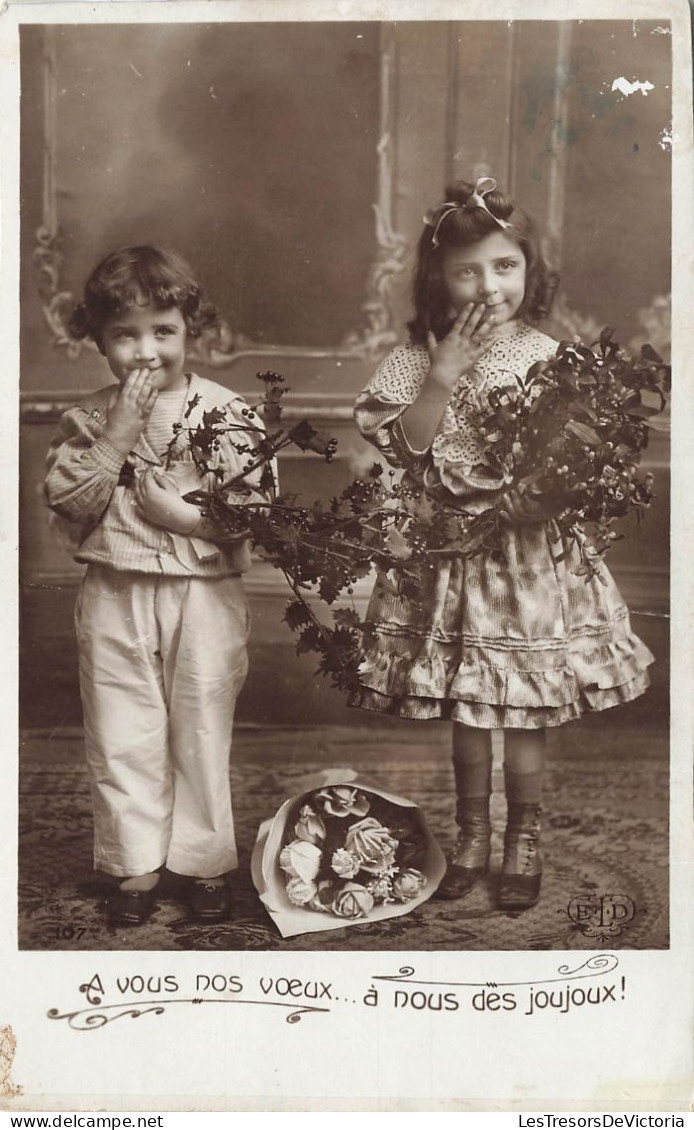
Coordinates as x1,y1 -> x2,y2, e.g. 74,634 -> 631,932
18,723 -> 669,952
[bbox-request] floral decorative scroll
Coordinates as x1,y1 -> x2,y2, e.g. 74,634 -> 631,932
33,30 -> 90,361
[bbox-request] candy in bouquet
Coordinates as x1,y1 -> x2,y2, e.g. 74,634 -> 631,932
251,771 -> 446,937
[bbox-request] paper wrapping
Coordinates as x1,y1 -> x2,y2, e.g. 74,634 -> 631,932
251,768 -> 447,938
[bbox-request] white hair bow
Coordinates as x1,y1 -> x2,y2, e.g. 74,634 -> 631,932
424,177 -> 512,247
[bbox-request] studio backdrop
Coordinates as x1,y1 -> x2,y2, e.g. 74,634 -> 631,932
19,20 -> 671,727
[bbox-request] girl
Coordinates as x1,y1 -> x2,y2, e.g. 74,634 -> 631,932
45,246 -> 270,927
351,178 -> 654,910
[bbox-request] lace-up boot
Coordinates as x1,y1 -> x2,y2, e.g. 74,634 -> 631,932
436,796 -> 491,900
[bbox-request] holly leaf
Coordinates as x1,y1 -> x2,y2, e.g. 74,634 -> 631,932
295,624 -> 325,655
257,370 -> 287,388
288,421 -> 339,459
567,399 -> 599,424
564,420 -> 601,446
640,343 -> 663,364
384,526 -> 411,560
625,404 -> 660,419
184,394 -> 202,419
262,400 -> 283,429
599,326 -> 615,353
330,496 -> 356,519
283,601 -> 314,630
317,575 -> 344,604
349,559 -> 374,581
332,607 -> 363,631
260,464 -> 277,492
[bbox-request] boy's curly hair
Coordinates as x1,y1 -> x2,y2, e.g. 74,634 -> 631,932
68,245 -> 221,351
407,180 -> 559,345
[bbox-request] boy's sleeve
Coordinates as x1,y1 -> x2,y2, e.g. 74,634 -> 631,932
220,395 -> 277,505
44,403 -> 126,524
188,394 -> 277,547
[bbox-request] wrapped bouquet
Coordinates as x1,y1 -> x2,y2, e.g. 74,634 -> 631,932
251,773 -> 446,937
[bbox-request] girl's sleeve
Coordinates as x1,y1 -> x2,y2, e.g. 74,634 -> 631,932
355,346 -> 512,509
430,332 -> 561,507
44,404 -> 125,523
353,346 -> 432,470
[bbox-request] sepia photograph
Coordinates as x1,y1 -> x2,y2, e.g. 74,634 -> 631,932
3,0 -> 692,1111
18,14 -> 672,953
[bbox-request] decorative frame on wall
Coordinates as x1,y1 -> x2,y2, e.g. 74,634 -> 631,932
30,22 -> 407,373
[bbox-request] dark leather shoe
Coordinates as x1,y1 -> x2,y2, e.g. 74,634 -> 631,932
436,860 -> 489,900
498,870 -> 542,910
190,880 -> 232,922
107,887 -> 158,927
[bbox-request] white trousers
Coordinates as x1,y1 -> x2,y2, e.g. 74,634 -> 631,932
75,565 -> 250,878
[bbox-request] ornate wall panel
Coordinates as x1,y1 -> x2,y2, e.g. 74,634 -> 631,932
21,22 -> 409,398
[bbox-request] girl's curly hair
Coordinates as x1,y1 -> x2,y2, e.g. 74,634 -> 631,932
407,180 -> 559,345
68,245 -> 221,351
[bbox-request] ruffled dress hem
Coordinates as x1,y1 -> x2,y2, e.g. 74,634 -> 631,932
348,626 -> 654,729
348,669 -> 652,729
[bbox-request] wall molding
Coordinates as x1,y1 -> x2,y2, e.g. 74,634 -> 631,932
545,22 -> 573,272
22,560 -> 668,612
22,560 -> 374,602
20,390 -> 359,425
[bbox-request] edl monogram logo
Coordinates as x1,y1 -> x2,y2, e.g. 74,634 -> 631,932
565,894 -> 636,938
